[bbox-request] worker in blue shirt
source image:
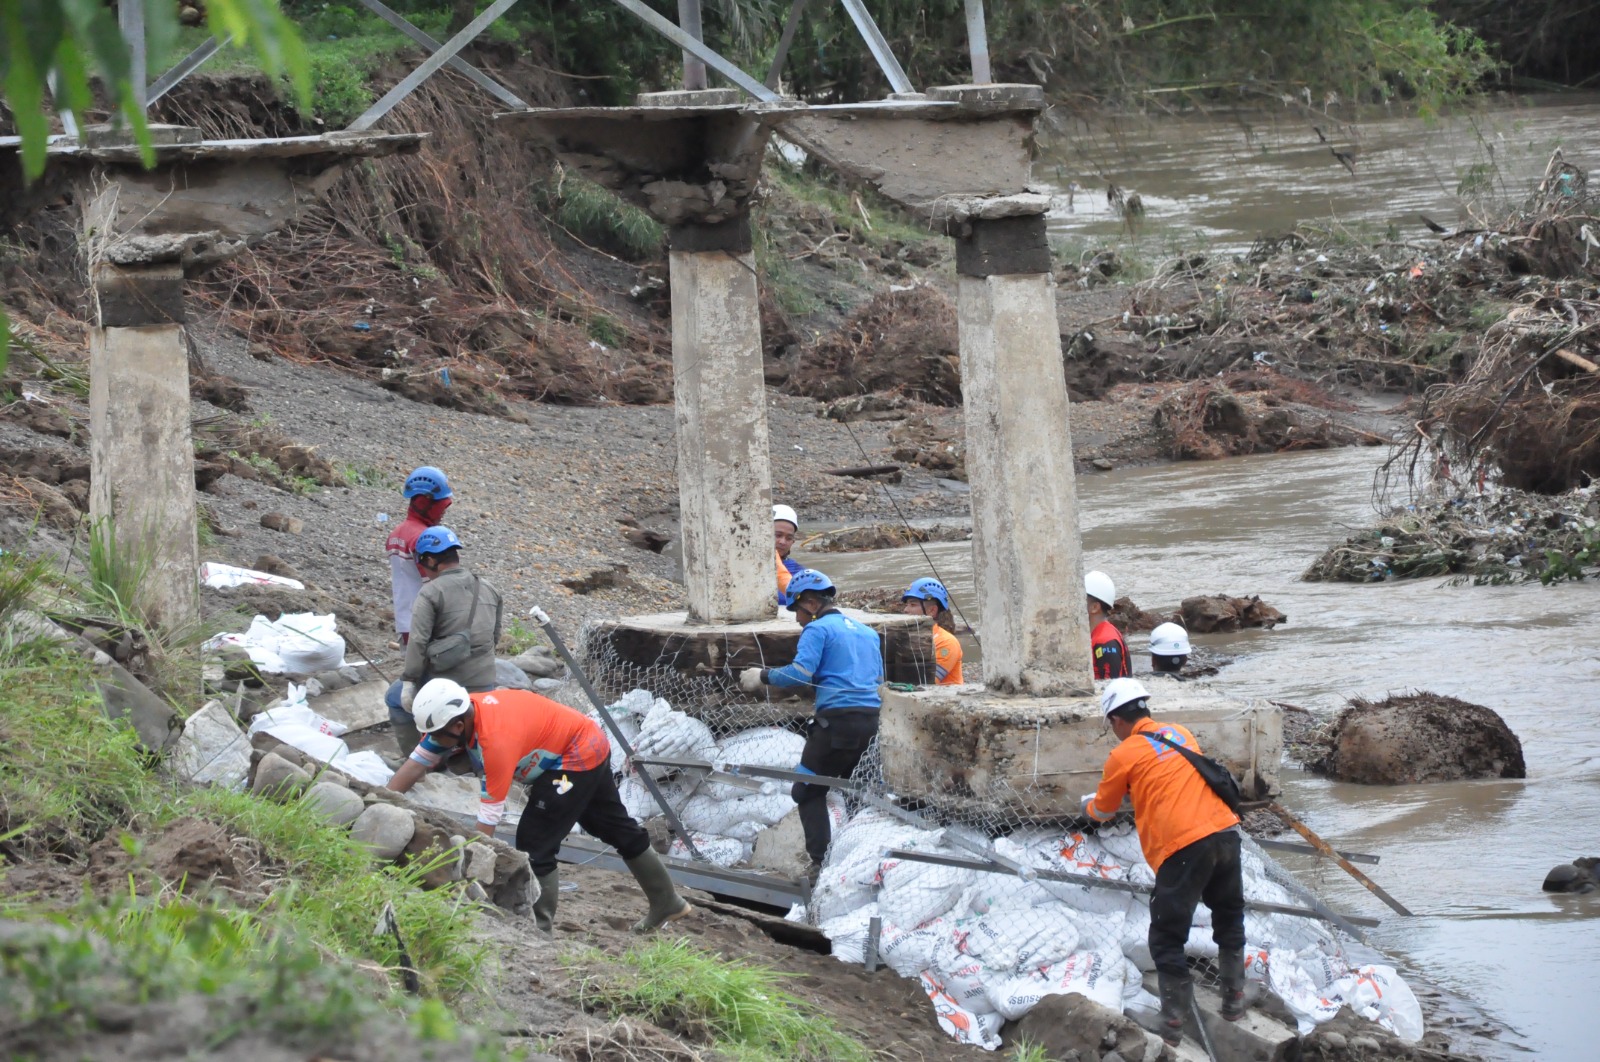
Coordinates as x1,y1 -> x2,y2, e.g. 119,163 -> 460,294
741,569 -> 883,869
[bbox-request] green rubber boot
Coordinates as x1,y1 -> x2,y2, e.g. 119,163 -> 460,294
1157,973 -> 1194,1047
533,870 -> 560,935
1219,949 -> 1247,1021
625,848 -> 692,934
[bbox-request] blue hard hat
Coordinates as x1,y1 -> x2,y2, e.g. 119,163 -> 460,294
415,526 -> 463,556
903,577 -> 950,611
786,568 -> 836,599
403,466 -> 452,500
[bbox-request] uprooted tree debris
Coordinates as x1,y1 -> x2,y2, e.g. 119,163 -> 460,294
1295,691 -> 1526,786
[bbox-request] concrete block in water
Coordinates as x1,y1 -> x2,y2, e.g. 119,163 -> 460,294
878,684 -> 1281,819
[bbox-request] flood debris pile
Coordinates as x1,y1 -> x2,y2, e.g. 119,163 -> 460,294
804,522 -> 970,553
1542,857 -> 1600,894
1154,370 -> 1370,460
1304,483 -> 1600,584
1300,692 -> 1526,785
789,286 -> 962,406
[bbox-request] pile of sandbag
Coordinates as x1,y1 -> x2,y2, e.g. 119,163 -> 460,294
245,684 -> 392,786
204,612 -> 345,675
808,812 -> 1424,1051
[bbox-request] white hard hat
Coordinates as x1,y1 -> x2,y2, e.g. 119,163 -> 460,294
1149,622 -> 1191,657
1101,677 -> 1150,718
772,504 -> 799,529
1085,570 -> 1116,608
413,678 -> 472,733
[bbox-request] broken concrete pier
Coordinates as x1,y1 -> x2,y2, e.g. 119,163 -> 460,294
3,125 -> 421,628
498,93 -> 796,624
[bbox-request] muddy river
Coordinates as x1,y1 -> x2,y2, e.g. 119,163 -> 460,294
1035,94 -> 1600,255
798,447 -> 1599,1059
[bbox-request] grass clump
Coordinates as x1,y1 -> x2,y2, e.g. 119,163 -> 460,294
539,170 -> 664,261
497,615 -> 544,655
580,938 -> 871,1062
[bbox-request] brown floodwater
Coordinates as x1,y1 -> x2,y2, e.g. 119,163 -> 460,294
798,447 -> 1600,1058
1035,94 -> 1600,255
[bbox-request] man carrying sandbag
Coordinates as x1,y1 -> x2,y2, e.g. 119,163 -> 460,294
393,526 -> 503,756
739,569 -> 883,874
1081,678 -> 1246,1046
386,679 -> 690,935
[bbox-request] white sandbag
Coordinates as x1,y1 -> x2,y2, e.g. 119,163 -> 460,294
703,726 -> 805,799
617,773 -> 690,822
1268,948 -> 1348,1032
1057,830 -> 1133,881
878,918 -> 950,979
1184,922 -> 1220,959
921,972 -> 1004,1051
632,701 -> 717,778
494,658 -> 534,691
933,955 -> 997,1015
960,875 -> 1057,916
339,750 -> 394,787
247,687 -> 349,738
956,905 -> 1084,974
172,699 -> 251,789
679,789 -> 793,841
200,561 -> 304,590
1094,822 -> 1147,866
260,722 -> 349,766
820,903 -> 878,964
670,832 -> 746,867
879,855 -> 972,929
207,612 -> 345,675
1349,964 -> 1424,1042
988,945 -> 1127,1020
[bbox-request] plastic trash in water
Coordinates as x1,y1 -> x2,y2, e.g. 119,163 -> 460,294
353,321 -> 371,332
439,367 -> 451,387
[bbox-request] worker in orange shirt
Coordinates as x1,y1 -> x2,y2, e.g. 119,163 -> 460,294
775,504 -> 801,607
1082,678 -> 1246,1046
901,577 -> 964,684
387,679 -> 691,936
1085,570 -> 1130,679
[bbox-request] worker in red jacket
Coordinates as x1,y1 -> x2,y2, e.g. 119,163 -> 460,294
1086,569 -> 1130,679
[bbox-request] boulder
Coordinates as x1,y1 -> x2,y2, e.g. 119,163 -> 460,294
510,645 -> 563,679
494,657 -> 534,691
171,699 -> 251,789
302,781 -> 365,826
351,803 -> 416,860
251,752 -> 312,801
1542,857 -> 1599,894
491,846 -> 536,915
464,843 -> 498,885
1315,692 -> 1525,785
1007,992 -> 1153,1062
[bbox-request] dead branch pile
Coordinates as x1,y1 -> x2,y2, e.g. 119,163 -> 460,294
1303,483 -> 1600,584
789,286 -> 961,405
1153,370 -> 1365,460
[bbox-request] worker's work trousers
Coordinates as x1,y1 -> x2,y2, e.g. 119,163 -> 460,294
791,709 -> 880,864
515,765 -> 651,878
1148,828 -> 1247,979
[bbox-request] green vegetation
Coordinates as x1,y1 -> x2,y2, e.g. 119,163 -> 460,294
578,938 -> 871,1062
342,461 -> 402,491
496,614 -> 543,655
0,547 -> 501,1057
1009,1040 -> 1053,1062
536,172 -> 664,261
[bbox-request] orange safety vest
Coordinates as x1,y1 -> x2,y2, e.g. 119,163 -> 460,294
932,625 -> 964,684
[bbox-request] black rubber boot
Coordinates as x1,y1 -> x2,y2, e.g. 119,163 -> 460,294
533,870 -> 560,935
625,848 -> 692,934
1157,973 -> 1194,1047
1219,949 -> 1247,1021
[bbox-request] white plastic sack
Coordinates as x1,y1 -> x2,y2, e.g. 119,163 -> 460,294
987,945 -> 1127,1020
200,561 -> 304,591
260,723 -> 349,765
679,789 -> 793,841
933,955 -> 997,1015
247,686 -> 349,738
921,972 -> 1004,1051
670,832 -> 747,867
956,905 -> 1084,974
879,856 -> 971,929
172,700 -> 251,789
1269,947 -> 1349,1031
632,701 -> 718,778
1348,964 -> 1424,1042
702,726 -> 806,799
339,750 -> 394,787
820,904 -> 878,965
207,612 -> 345,675
878,918 -> 950,979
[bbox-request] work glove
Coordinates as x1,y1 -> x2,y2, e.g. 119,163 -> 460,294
739,667 -> 765,694
1079,793 -> 1098,818
400,681 -> 417,712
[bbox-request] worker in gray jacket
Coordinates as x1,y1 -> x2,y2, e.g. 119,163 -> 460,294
394,525 -> 503,755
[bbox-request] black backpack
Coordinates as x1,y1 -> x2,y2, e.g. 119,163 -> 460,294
1146,730 -> 1245,815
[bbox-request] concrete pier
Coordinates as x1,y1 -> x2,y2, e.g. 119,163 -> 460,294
956,214 -> 1092,695
497,95 -> 800,624
669,220 -> 774,622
